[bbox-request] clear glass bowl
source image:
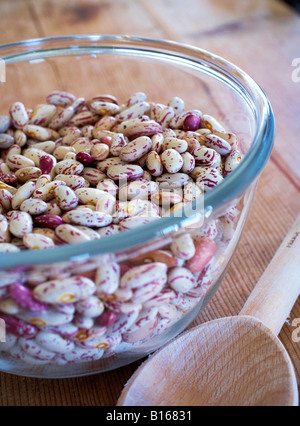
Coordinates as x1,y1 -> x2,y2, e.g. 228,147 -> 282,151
0,35 -> 274,378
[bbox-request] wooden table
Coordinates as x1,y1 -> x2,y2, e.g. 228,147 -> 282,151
0,0 -> 299,406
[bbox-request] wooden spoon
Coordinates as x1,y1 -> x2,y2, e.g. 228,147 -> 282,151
117,214 -> 300,406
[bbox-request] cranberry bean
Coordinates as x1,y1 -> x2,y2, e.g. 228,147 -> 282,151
34,214 -> 64,229
0,313 -> 37,338
187,237 -> 217,273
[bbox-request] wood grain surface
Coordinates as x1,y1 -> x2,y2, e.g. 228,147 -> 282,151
0,0 -> 299,406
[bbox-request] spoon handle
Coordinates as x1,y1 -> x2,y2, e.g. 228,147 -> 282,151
239,213 -> 300,336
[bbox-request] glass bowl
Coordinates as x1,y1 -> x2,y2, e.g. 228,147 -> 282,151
0,35 -> 274,378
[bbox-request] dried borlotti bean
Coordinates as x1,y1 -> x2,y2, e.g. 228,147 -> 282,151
0,91 -> 243,366
33,276 -> 96,304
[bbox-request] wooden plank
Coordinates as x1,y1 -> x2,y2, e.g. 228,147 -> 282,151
28,0 -> 165,38
138,0 -> 300,189
0,0 -> 40,43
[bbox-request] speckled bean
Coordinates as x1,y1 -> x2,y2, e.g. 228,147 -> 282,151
158,173 -> 193,190
64,209 -> 113,228
0,333 -> 17,351
109,133 -> 127,157
193,146 -> 221,167
54,174 -> 86,190
88,101 -> 120,116
119,215 -> 159,231
48,106 -> 75,130
29,104 -> 57,127
119,178 -> 158,201
60,346 -> 104,363
42,323 -> 78,338
73,314 -> 95,330
95,193 -> 116,215
9,211 -> 33,238
161,149 -> 183,173
20,198 -> 48,215
0,133 -> 14,149
32,181 -> 66,202
93,263 -> 120,295
47,91 -> 76,107
170,109 -> 202,130
34,214 -> 64,229
122,308 -> 158,343
120,262 -> 167,289
23,233 -> 56,250
15,166 -> 42,182
115,101 -> 150,122
0,190 -> 13,212
14,130 -> 27,147
151,133 -> 164,154
35,331 -> 75,354
167,267 -> 196,292
18,337 -> 56,360
0,214 -> 10,243
68,110 -> 99,127
96,179 -> 119,197
53,185 -> 78,210
6,154 -> 35,171
17,307 -> 73,327
131,274 -> 167,304
81,167 -> 105,185
187,237 -> 217,273
33,276 -> 96,304
9,283 -> 48,312
171,233 -> 196,260
200,114 -> 225,132
145,151 -> 163,177
53,145 -> 76,160
118,136 -> 152,162
0,313 -> 37,337
162,137 -> 188,153
107,164 -> 144,181
224,149 -> 242,176
90,143 -> 109,161
9,102 -> 29,129
196,167 -> 224,191
45,199 -> 62,216
75,296 -> 104,318
0,298 -> 20,315
121,120 -> 162,140
23,124 -> 53,142
143,288 -> 176,309
54,159 -> 84,175
75,187 -> 108,206
205,134 -> 232,155
54,224 -> 91,244
0,243 -> 20,253
150,103 -> 175,128
0,115 -> 11,133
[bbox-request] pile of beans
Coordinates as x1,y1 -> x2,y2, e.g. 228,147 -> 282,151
0,91 -> 241,365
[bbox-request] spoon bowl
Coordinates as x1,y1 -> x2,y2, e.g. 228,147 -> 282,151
118,316 -> 298,406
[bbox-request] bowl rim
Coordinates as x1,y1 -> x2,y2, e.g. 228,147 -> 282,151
0,35 -> 275,269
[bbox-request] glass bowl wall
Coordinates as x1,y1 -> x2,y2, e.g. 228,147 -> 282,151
0,36 -> 274,377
